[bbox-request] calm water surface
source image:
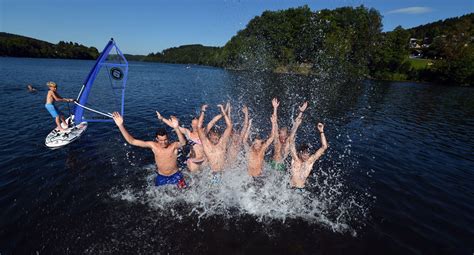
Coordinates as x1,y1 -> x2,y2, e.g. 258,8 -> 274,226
0,57 -> 473,254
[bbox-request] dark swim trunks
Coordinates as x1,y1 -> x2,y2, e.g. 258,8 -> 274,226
155,171 -> 187,188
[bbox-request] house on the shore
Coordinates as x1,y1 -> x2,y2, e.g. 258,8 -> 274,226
409,38 -> 423,58
409,38 -> 421,49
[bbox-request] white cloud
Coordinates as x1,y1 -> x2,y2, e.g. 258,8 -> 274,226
386,7 -> 434,15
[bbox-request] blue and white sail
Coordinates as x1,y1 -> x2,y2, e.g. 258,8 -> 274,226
74,38 -> 128,123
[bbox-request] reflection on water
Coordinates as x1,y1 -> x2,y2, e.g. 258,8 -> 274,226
0,58 -> 473,254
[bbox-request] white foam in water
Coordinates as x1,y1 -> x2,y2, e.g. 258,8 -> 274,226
110,150 -> 367,236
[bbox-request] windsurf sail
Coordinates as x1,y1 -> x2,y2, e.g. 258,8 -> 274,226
73,38 -> 128,123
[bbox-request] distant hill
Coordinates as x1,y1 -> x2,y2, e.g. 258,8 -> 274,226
124,54 -> 147,61
0,32 -> 99,59
407,13 -> 473,43
399,13 -> 473,85
144,44 -> 220,66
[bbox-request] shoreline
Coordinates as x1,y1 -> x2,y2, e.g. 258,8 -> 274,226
0,56 -> 468,87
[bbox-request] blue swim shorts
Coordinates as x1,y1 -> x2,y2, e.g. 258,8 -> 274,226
45,103 -> 59,118
155,171 -> 187,188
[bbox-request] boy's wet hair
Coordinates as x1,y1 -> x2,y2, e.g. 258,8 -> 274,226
155,128 -> 168,137
298,143 -> 311,153
46,81 -> 57,87
210,126 -> 221,134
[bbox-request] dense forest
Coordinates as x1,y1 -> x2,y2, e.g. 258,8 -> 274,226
147,6 -> 384,83
145,7 -> 472,85
1,7 -> 472,85
0,32 -> 99,59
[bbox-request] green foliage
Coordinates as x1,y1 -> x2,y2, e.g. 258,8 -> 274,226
408,13 -> 473,43
371,13 -> 473,85
143,8 -> 470,85
0,32 -> 98,59
123,54 -> 146,61
430,44 -> 474,85
144,44 -> 220,66
220,6 -> 314,70
369,26 -> 411,79
218,5 -> 384,81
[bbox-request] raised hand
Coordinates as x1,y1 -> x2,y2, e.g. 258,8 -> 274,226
272,98 -> 279,108
295,115 -> 303,126
242,105 -> 249,115
201,104 -> 208,112
170,116 -> 180,128
226,102 -> 231,115
299,101 -> 308,112
156,111 -> 163,121
112,112 -> 123,126
217,104 -> 226,113
317,123 -> 324,133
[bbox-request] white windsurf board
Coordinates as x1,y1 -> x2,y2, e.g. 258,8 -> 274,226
45,121 -> 88,148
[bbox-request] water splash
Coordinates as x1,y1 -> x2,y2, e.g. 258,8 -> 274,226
108,69 -> 371,238
110,148 -> 367,236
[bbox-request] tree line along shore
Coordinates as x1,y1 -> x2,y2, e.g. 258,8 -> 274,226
1,6 -> 472,86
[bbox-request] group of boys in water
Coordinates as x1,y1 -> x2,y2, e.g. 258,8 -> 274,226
113,99 -> 328,189
44,81 -> 328,189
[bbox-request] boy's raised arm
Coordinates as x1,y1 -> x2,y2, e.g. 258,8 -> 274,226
264,100 -> 278,149
112,112 -> 151,148
169,116 -> 186,148
239,105 -> 249,141
264,114 -> 277,149
206,113 -> 223,132
197,105 -> 210,145
242,119 -> 252,148
309,123 -> 328,162
272,99 -> 280,146
157,111 -> 188,134
289,118 -> 301,159
288,101 -> 307,141
220,102 -> 233,143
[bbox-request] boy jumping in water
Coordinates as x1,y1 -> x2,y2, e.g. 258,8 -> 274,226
112,112 -> 187,188
226,105 -> 250,166
44,81 -> 74,131
197,103 -> 233,172
244,98 -> 277,177
271,100 -> 308,171
289,115 -> 328,188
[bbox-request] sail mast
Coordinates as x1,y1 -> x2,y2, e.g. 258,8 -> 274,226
74,38 -> 115,123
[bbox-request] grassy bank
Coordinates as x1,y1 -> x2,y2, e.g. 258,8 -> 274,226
407,58 -> 433,70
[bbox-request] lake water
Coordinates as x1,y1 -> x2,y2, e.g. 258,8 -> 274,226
0,57 -> 473,254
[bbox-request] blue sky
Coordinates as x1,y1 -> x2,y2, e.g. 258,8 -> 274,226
1,0 -> 473,55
